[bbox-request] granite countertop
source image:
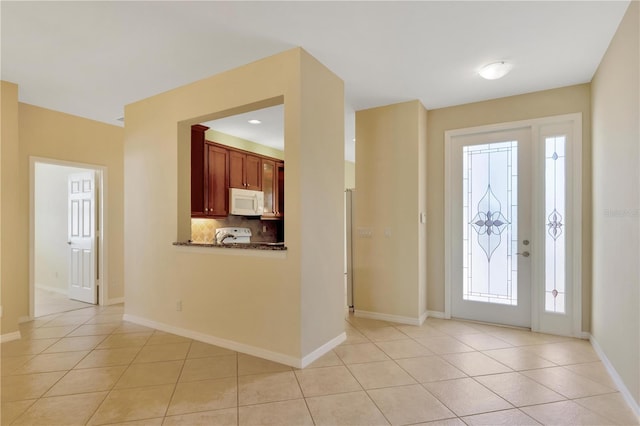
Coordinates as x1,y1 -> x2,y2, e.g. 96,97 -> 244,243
173,241 -> 287,251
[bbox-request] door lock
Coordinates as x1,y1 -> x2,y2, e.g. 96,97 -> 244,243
516,251 -> 530,257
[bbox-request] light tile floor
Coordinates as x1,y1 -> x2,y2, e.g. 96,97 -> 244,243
34,288 -> 94,318
2,305 -> 638,425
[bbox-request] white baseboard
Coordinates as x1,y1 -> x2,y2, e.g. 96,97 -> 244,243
35,284 -> 67,296
576,331 -> 591,340
19,316 -> 32,324
1,331 -> 21,343
354,310 -> 425,326
123,314 -> 343,369
301,332 -> 346,368
106,297 -> 124,306
427,310 -> 447,319
590,334 -> 640,418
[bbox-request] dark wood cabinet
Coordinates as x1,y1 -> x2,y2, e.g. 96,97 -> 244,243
261,159 -> 284,219
204,143 -> 229,217
191,126 -> 283,219
229,151 -> 261,190
276,162 -> 284,217
191,124 -> 209,216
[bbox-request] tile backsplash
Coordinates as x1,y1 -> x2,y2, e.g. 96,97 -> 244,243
191,217 -> 279,244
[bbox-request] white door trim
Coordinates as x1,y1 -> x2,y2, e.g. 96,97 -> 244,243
29,157 -> 109,318
444,113 -> 583,337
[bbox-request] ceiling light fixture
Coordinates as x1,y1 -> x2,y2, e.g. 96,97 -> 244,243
248,119 -> 261,124
478,61 -> 513,80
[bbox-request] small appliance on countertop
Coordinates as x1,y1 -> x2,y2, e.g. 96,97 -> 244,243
214,227 -> 252,244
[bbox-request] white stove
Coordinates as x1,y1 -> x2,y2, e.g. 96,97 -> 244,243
215,227 -> 252,244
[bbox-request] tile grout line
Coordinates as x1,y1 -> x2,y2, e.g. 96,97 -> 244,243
160,337 -> 192,422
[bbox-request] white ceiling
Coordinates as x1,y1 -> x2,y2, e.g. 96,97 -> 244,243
202,105 -> 285,152
1,1 -> 630,162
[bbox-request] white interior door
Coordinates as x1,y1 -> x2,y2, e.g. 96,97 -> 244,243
68,172 -> 97,304
345,189 -> 354,308
450,128 -> 532,327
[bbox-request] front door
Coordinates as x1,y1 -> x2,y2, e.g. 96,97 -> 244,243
449,128 -> 532,327
68,171 -> 97,304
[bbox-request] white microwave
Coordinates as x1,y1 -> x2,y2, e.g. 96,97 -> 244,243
229,188 -> 264,216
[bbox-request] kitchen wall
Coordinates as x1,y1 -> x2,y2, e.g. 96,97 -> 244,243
427,83 -> 592,330
354,100 -> 428,324
207,128 -> 356,190
191,217 -> 279,244
206,129 -> 285,160
124,48 -> 345,365
591,1 -> 639,408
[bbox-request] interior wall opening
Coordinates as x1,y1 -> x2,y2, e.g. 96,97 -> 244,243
31,159 -> 106,318
184,100 -> 286,247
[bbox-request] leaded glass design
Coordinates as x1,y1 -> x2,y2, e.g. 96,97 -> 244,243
463,141 -> 518,305
545,136 -> 566,313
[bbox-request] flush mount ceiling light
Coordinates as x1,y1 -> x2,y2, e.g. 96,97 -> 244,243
248,119 -> 261,124
478,61 -> 513,80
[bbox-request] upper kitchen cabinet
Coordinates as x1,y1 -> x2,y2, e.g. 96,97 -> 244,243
261,159 -> 284,219
191,124 -> 228,218
204,143 -> 229,217
277,162 -> 284,217
229,150 -> 262,190
191,124 -> 209,216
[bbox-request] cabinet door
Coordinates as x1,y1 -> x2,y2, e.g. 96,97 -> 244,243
276,163 -> 284,217
205,144 -> 229,217
245,154 -> 262,190
190,125 -> 208,216
228,150 -> 245,189
261,159 -> 276,217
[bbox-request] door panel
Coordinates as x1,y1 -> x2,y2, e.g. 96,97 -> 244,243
229,151 -> 245,189
205,144 -> 229,217
451,129 -> 531,327
245,154 -> 262,190
68,172 -> 97,304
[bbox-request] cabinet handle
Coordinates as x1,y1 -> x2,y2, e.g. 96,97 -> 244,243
205,208 -> 208,212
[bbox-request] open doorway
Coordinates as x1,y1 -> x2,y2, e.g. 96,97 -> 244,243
30,158 -> 107,318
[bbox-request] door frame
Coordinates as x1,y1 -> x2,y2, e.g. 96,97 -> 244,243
444,113 -> 583,337
29,157 -> 109,318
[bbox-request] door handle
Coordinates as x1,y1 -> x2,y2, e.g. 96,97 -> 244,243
67,241 -> 72,245
516,251 -> 530,257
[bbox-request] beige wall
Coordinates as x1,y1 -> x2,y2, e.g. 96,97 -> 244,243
1,81 -> 24,335
19,104 -> 125,305
345,161 -> 355,189
0,90 -> 125,336
124,48 -> 344,364
427,84 -> 592,331
591,1 -> 639,406
354,100 -> 428,322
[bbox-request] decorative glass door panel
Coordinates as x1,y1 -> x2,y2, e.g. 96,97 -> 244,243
463,142 -> 518,305
545,136 -> 566,313
451,129 -> 531,328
